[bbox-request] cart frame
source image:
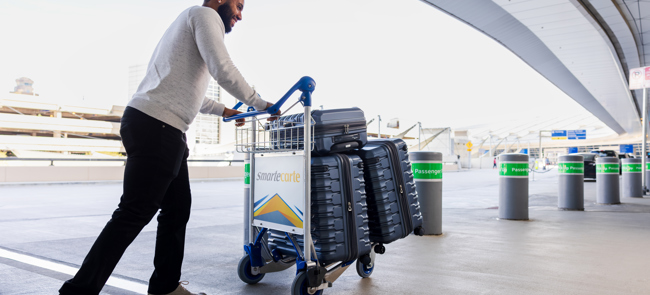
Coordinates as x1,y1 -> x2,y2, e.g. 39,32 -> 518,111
226,77 -> 376,294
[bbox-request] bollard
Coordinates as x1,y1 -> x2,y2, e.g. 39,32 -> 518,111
498,153 -> 529,220
410,151 -> 443,235
596,157 -> 620,204
558,155 -> 584,211
622,158 -> 643,198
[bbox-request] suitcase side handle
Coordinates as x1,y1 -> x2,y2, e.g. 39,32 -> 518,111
223,76 -> 316,122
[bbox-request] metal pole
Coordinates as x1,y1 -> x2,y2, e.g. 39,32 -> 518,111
304,104 -> 312,262
244,152 -> 251,247
517,139 -> 520,151
528,141 -> 532,182
643,87 -> 648,194
418,122 -> 421,151
248,118 -> 256,245
489,135 -> 493,157
447,127 -> 454,156
538,131 -> 542,164
378,115 -> 382,139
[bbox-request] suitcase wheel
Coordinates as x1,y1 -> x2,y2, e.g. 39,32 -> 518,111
414,226 -> 425,236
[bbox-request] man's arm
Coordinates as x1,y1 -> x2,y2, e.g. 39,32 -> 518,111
200,96 -> 245,126
188,7 -> 268,111
200,96 -> 226,116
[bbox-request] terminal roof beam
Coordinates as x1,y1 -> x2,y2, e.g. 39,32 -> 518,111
421,0 -> 650,136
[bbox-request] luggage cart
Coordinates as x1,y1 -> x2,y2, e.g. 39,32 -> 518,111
224,77 -> 377,294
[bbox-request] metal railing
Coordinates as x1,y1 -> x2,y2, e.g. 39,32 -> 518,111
0,158 -> 244,166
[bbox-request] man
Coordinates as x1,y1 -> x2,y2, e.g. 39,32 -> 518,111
59,1 -> 275,294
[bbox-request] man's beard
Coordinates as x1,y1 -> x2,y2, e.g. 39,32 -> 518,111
217,5 -> 234,33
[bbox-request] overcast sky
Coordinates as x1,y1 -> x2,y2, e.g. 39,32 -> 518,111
0,0 -> 598,134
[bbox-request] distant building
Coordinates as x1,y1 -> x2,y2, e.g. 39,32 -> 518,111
0,91 -> 125,158
127,65 -> 147,102
10,77 -> 38,96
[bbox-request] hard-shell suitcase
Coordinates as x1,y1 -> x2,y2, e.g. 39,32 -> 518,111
267,107 -> 367,155
356,138 -> 425,244
268,154 -> 372,264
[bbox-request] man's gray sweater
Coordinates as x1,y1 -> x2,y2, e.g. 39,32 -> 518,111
128,6 -> 268,132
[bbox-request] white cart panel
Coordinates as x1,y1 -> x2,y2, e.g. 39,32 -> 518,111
253,154 -> 305,234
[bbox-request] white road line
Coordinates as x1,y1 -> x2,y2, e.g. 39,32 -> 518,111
0,248 -> 148,294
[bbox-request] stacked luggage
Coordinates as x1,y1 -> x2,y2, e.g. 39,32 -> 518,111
357,139 -> 425,242
267,107 -> 424,265
268,154 -> 371,264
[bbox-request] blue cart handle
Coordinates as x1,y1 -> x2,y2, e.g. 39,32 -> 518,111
223,76 -> 315,122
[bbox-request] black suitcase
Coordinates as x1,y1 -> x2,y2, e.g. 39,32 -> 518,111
355,138 -> 424,244
267,107 -> 367,155
268,154 -> 372,264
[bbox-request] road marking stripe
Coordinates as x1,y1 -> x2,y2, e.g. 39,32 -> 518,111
0,248 -> 148,294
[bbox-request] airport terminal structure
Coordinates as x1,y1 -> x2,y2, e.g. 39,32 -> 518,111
1,1 -> 650,294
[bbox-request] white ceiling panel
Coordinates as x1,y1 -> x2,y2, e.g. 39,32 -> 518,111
421,0 -> 648,136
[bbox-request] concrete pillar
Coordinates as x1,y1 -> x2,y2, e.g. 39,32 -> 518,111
596,157 -> 620,204
557,155 -> 584,211
498,153 -> 529,220
410,151 -> 443,235
622,158 -> 643,198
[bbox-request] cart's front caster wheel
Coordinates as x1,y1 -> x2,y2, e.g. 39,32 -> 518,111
237,255 -> 265,284
356,259 -> 374,278
291,271 -> 323,295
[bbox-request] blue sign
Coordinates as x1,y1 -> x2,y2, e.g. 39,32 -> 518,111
568,130 -> 586,140
620,144 -> 634,154
568,147 -> 578,154
552,130 -> 567,137
520,149 -> 528,154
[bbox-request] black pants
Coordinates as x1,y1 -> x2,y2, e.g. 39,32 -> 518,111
60,107 -> 191,295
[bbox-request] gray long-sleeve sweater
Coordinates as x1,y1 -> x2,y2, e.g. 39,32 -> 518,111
127,6 -> 268,132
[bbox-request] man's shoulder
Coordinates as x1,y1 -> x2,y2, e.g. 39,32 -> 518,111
186,6 -> 223,30
187,6 -> 218,18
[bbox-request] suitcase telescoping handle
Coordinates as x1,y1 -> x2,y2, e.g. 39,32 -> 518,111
222,76 -> 316,122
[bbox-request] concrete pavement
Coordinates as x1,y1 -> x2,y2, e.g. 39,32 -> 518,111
1,168 -> 649,294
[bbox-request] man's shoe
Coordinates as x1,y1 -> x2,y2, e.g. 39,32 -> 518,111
148,282 -> 206,295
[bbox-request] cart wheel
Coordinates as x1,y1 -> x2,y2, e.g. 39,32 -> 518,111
356,260 -> 374,278
237,255 -> 265,284
291,271 -> 323,295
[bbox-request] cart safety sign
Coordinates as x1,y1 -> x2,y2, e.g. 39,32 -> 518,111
253,155 -> 305,234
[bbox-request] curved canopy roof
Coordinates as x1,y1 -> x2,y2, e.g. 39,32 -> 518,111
421,0 -> 649,136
